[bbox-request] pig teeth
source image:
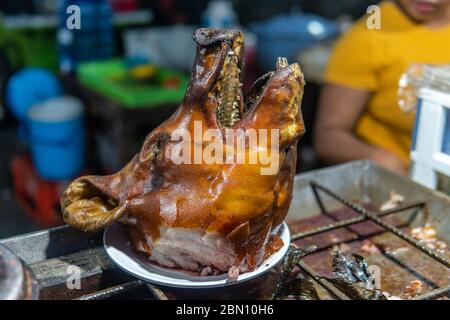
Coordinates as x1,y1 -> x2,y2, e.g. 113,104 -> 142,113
216,51 -> 241,128
276,57 -> 289,70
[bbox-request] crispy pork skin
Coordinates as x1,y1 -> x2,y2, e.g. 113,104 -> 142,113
61,28 -> 305,274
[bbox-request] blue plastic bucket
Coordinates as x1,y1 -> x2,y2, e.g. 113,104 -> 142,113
7,68 -> 63,121
27,96 -> 85,180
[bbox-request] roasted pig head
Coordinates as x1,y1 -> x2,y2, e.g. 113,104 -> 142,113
61,28 -> 305,275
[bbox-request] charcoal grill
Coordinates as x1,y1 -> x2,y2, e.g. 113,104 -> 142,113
1,160 -> 449,300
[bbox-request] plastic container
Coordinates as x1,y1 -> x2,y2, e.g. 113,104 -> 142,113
397,64 -> 450,190
27,96 -> 85,180
201,0 -> 238,28
250,13 -> 339,71
444,108 -> 450,154
58,0 -> 114,73
7,68 -> 62,121
410,87 -> 450,190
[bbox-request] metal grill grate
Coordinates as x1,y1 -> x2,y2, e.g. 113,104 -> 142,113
289,181 -> 450,300
73,180 -> 450,300
76,280 -> 169,300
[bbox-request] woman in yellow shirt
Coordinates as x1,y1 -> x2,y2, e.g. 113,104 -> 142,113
314,0 -> 450,175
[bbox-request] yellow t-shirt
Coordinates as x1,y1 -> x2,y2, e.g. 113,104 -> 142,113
324,1 -> 450,166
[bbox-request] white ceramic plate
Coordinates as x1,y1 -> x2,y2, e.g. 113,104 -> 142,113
104,222 -> 290,289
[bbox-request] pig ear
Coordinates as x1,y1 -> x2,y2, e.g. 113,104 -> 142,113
61,176 -> 127,232
61,133 -> 168,232
240,62 -> 305,148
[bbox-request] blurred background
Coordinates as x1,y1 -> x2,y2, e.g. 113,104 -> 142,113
0,0 -> 380,237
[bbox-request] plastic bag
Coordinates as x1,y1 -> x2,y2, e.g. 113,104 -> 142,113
398,64 -> 450,112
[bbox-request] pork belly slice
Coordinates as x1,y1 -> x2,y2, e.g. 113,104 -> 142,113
123,218 -> 283,275
149,227 -> 236,272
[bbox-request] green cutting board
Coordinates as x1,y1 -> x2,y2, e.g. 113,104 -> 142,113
77,59 -> 189,109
